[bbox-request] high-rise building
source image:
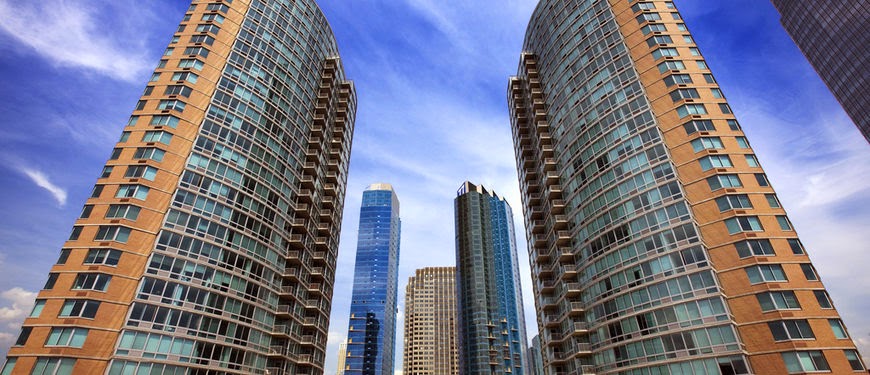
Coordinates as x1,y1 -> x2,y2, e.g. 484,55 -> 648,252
770,0 -> 869,142
2,1 -> 355,374
403,266 -> 459,375
527,335 -> 544,375
454,181 -> 528,374
344,183 -> 401,375
508,1 -> 865,374
337,343 -> 348,375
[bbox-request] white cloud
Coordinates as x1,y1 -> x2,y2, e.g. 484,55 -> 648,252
0,0 -> 153,82
18,166 -> 67,206
0,287 -> 36,354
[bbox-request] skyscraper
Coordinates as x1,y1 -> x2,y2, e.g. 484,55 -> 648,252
454,181 -> 528,374
770,0 -> 869,142
337,343 -> 348,375
509,1 -> 864,374
2,1 -> 355,374
527,335 -> 545,375
344,184 -> 401,375
403,267 -> 459,375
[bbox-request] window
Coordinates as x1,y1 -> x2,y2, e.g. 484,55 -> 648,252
43,273 -> 58,290
124,165 -> 158,181
158,99 -> 187,113
658,60 -> 685,73
640,23 -> 667,34
646,35 -> 673,47
716,194 -> 752,211
765,194 -> 781,208
684,119 -> 715,134
133,147 -> 165,162
201,13 -> 225,23
164,85 -> 192,98
788,239 -> 805,255
106,204 -> 141,220
755,173 -> 770,187
149,115 -> 180,127
727,119 -> 741,130
699,155 -> 733,171
745,154 -> 760,167
770,320 -> 815,341
143,86 -> 154,96
84,249 -> 122,266
142,131 -> 173,145
691,136 -> 723,151
671,12 -> 681,19
178,58 -> 205,71
15,327 -> 31,346
148,73 -> 160,82
676,103 -> 707,118
844,350 -> 865,371
163,47 -> 174,56
206,3 -> 230,13
58,300 -> 100,318
711,88 -> 723,98
757,291 -> 800,311
631,2 -> 656,12
707,174 -> 742,190
800,264 -> 818,281
100,166 -> 113,178
777,216 -> 793,231
30,300 -> 46,317
45,328 -> 88,348
115,185 -> 150,200
782,351 -> 829,373
57,249 -> 71,264
636,13 -> 661,23
73,273 -> 111,292
189,34 -> 215,46
665,1 -> 675,8
31,357 -> 76,375
697,60 -> 709,69
195,23 -> 220,35
187,4 -> 196,11
91,185 -> 104,199
688,47 -> 700,56
719,103 -> 732,114
829,319 -> 848,339
135,100 -> 146,111
110,148 -> 123,161
69,226 -> 83,241
735,136 -> 749,148
171,71 -> 198,84
652,47 -> 679,59
94,226 -> 131,243
1,358 -> 16,375
663,73 -> 692,86
725,216 -> 763,234
735,239 -> 774,258
814,290 -> 832,309
80,205 -> 93,218
670,88 -> 700,101
746,264 -> 787,283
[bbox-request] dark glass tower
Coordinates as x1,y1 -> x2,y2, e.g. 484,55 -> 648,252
344,184 -> 401,375
771,0 -> 869,142
2,1 -> 355,374
454,181 -> 528,375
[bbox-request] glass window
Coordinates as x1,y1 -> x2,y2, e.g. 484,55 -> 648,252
716,194 -> 752,212
30,300 -> 46,317
57,249 -> 71,265
148,73 -> 160,82
79,205 -> 93,218
163,47 -> 173,56
631,2 -> 656,12
149,115 -> 180,128
201,13 -> 225,23
178,58 -> 205,71
787,239 -> 805,255
707,174 -> 742,190
699,155 -> 732,171
777,216 -> 793,231
142,131 -> 173,145
189,34 -> 215,46
658,60 -> 686,73
195,23 -> 220,35
115,185 -> 150,200
691,136 -> 723,151
703,73 -> 716,83
744,154 -> 759,167
829,319 -> 848,339
719,103 -> 732,114
671,12 -> 681,19
110,148 -> 122,160
844,350 -> 865,371
725,216 -> 762,234
84,249 -> 122,266
72,273 -> 112,292
68,226 -> 82,241
766,194 -> 781,208
45,328 -> 88,348
757,291 -> 800,311
689,47 -> 700,56
814,290 -> 832,309
781,351 -> 829,373
646,35 -> 673,47
14,327 -> 31,346
735,136 -> 749,148
640,23 -> 667,35
800,264 -> 818,281
119,131 -> 131,142
676,23 -> 687,31
143,86 -> 154,96
711,88 -> 723,98
170,72 -> 198,84
652,47 -> 679,59
735,239 -> 774,258
100,166 -> 113,178
90,185 -> 104,198
755,173 -> 769,187
676,103 -> 707,118
124,165 -> 158,181
43,273 -> 58,290
58,300 -> 100,319
670,88 -> 700,101
164,85 -> 192,97
94,226 -> 131,243
133,147 -> 165,162
205,3 -> 229,13
727,119 -> 741,130
636,13 -> 662,24
0,358 -> 15,375
769,320 -> 815,341
664,73 -> 692,86
746,264 -> 787,283
105,204 -> 141,220
31,357 -> 76,375
684,119 -> 715,134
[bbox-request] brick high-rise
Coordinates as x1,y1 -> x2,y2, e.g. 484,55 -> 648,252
403,267 -> 458,375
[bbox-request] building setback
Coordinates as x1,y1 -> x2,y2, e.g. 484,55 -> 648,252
2,0 -> 355,374
403,267 -> 459,375
508,1 -> 865,374
770,0 -> 869,142
344,184 -> 401,375
455,181 -> 528,375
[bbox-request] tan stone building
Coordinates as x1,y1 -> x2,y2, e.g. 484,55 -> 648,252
403,267 -> 459,375
2,0 -> 355,374
508,1 -> 865,374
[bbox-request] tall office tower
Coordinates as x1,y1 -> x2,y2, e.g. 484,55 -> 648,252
403,267 -> 459,375
508,1 -> 864,374
337,343 -> 348,375
454,181 -> 528,375
527,335 -> 545,375
770,0 -> 869,142
1,1 -> 355,374
344,184 -> 401,375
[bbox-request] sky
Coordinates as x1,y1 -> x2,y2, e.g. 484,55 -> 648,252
0,0 -> 867,373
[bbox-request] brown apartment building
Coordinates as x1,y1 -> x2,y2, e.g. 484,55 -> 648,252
403,267 -> 459,375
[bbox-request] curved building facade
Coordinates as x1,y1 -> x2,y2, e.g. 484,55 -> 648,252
4,1 -> 355,374
509,1 -> 863,374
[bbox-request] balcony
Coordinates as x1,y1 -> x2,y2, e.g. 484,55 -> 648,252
272,324 -> 291,338
275,305 -> 291,318
556,231 -> 571,246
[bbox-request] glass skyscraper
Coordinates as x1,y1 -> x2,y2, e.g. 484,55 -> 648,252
2,1 -> 355,374
454,181 -> 528,375
344,183 -> 401,375
509,1 -> 864,374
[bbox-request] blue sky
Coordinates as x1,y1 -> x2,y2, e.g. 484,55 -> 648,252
0,0 -> 867,373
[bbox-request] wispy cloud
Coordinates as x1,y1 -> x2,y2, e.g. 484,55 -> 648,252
18,166 -> 67,206
0,0 -> 153,82
0,287 -> 36,356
